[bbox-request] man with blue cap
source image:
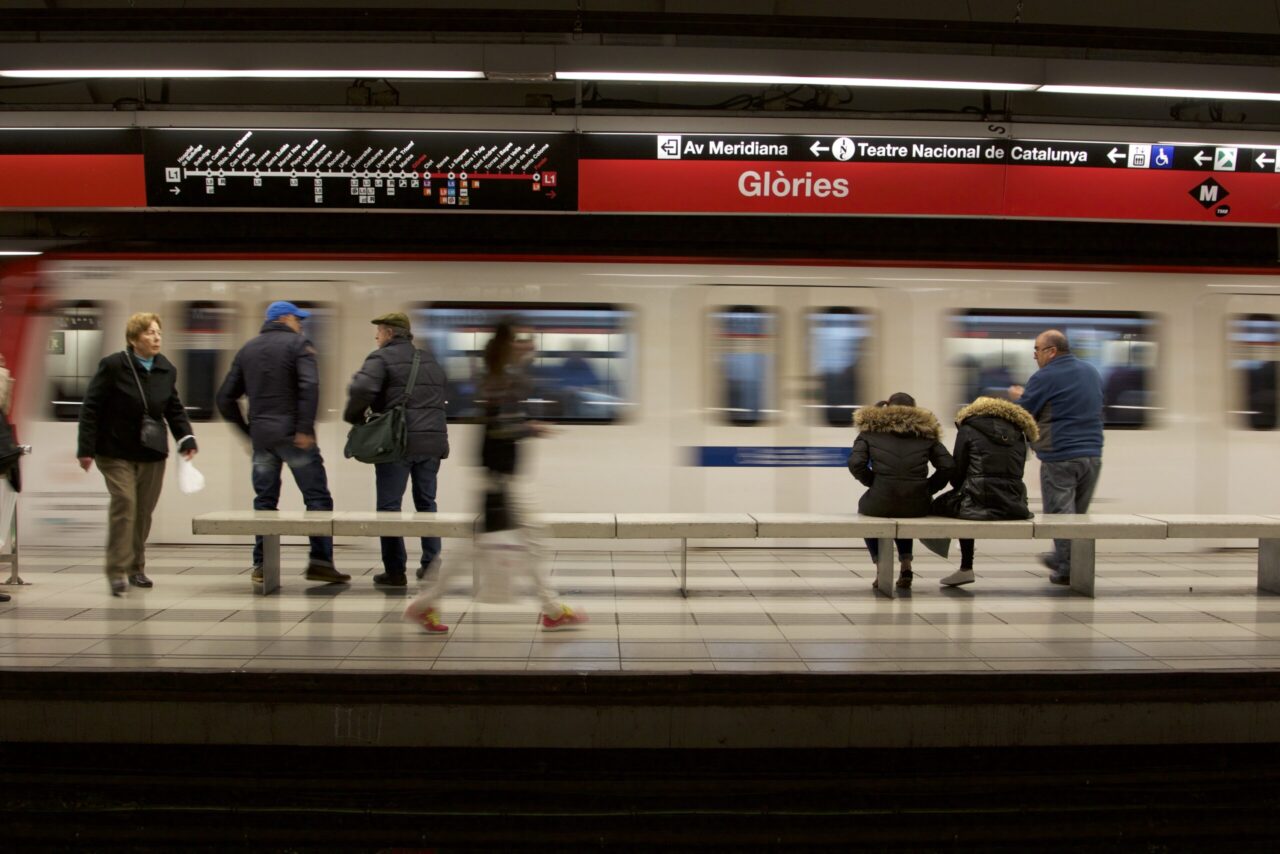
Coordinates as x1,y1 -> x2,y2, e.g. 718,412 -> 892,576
217,301 -> 348,587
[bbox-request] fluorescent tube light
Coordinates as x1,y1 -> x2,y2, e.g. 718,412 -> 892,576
0,69 -> 485,80
0,251 -> 42,256
556,71 -> 1037,91
1039,84 -> 1280,101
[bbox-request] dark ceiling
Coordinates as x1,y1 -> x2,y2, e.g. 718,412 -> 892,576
3,3 -> 1280,128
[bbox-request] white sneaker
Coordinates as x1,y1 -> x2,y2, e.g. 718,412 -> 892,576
940,568 -> 975,587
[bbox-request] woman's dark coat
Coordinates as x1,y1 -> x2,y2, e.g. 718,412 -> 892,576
848,404 -> 955,517
931,396 -> 1038,521
343,335 -> 450,461
77,350 -> 197,462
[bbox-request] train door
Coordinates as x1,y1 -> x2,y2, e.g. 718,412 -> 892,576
1215,294 -> 1280,514
675,284 -> 875,515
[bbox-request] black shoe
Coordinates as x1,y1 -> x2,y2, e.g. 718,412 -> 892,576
896,567 -> 914,590
0,591 -> 10,602
373,572 -> 407,587
304,562 -> 351,584
1049,573 -> 1071,586
128,572 -> 153,588
250,565 -> 263,584
109,578 -> 127,597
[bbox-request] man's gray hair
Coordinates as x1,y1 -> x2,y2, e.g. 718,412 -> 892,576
380,325 -> 412,340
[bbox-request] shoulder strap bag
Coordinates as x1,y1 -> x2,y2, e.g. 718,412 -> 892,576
126,351 -> 169,455
345,349 -> 420,464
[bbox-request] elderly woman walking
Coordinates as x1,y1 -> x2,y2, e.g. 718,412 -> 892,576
77,312 -> 197,596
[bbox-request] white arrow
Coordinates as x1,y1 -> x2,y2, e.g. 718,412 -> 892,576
1194,150 -> 1211,166
810,140 -> 830,156
1107,147 -> 1126,164
1256,151 -> 1275,169
169,187 -> 181,195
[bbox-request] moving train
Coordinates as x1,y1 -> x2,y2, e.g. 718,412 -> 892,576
2,254 -> 1278,549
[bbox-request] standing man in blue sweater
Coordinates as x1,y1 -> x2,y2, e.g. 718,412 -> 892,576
1009,329 -> 1104,585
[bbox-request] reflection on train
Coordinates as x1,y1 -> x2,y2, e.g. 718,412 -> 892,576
3,256 -> 1280,545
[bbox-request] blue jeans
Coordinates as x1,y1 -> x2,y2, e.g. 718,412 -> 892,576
1040,456 -> 1103,573
374,455 -> 442,576
251,443 -> 334,567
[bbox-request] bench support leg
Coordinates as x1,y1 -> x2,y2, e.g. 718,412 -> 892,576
1069,539 -> 1095,598
258,534 -> 281,596
680,538 -> 688,598
1,489 -> 26,586
874,537 -> 895,599
1258,539 -> 1280,594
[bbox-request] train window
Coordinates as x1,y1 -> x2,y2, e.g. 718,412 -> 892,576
170,301 -> 235,421
712,306 -> 776,426
809,308 -> 871,426
416,303 -> 633,424
948,311 -> 1157,429
1230,314 -> 1280,430
46,301 -> 107,421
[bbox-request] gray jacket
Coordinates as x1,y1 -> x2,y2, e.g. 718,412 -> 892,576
343,335 -> 449,460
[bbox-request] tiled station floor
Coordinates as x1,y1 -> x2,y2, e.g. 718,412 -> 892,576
2,544 -> 1279,673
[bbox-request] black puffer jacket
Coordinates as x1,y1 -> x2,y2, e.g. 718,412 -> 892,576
77,350 -> 197,462
343,335 -> 450,460
931,396 -> 1038,521
216,321 -> 320,451
848,404 -> 954,517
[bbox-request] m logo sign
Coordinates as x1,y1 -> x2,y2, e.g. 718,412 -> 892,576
1190,177 -> 1229,209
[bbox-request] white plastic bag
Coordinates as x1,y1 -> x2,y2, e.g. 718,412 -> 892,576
177,456 -> 206,495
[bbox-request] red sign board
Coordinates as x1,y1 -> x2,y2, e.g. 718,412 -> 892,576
578,135 -> 1280,224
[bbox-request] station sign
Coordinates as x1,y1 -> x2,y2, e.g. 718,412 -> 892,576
1,127 -> 1279,224
579,133 -> 1280,223
141,129 -> 576,211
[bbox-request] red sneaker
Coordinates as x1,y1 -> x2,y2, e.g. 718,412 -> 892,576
404,605 -> 449,634
539,605 -> 588,631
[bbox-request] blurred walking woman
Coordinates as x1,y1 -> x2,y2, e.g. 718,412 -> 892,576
405,319 -> 585,633
77,313 -> 197,596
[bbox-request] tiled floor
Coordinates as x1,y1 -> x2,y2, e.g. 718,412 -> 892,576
2,544 -> 1279,673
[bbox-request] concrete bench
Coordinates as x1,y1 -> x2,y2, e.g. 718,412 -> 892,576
192,510 -> 336,595
1137,514 -> 1280,595
891,516 -> 1038,599
192,510 -> 1277,600
1029,514 -> 1168,597
751,513 -> 896,594
615,514 -> 758,595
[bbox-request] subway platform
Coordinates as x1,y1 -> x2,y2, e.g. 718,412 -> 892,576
3,544 -> 1280,849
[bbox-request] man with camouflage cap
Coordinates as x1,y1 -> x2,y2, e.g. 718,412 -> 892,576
344,311 -> 450,586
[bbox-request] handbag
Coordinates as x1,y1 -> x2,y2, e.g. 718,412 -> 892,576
125,352 -> 169,455
0,415 -> 21,478
345,349 -> 420,464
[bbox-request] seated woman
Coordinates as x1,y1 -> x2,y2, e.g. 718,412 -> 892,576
848,392 -> 955,590
931,396 -> 1037,587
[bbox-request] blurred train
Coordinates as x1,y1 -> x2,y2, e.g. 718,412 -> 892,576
2,254 -> 1279,548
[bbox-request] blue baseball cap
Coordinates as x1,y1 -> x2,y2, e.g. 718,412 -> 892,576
265,300 -> 310,322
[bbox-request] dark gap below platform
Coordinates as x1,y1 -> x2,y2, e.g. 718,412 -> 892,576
1,743 -> 1278,851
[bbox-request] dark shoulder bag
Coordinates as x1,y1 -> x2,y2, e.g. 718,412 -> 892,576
126,352 -> 169,455
345,349 -> 420,464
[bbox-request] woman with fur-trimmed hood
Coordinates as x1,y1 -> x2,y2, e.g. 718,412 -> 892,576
848,392 -> 955,589
931,395 -> 1038,587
